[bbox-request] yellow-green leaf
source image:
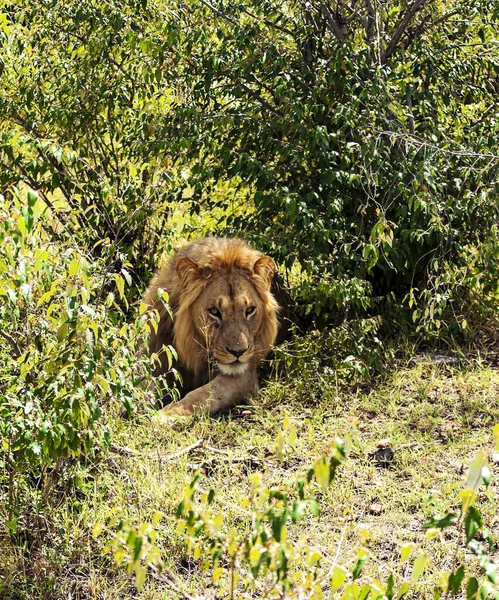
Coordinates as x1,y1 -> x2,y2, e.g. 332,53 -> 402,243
411,553 -> 428,583
400,543 -> 413,563
135,564 -> 146,590
467,451 -> 487,490
69,257 -> 80,277
331,566 -> 347,591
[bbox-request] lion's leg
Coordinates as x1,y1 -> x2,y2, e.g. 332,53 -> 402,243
161,369 -> 258,416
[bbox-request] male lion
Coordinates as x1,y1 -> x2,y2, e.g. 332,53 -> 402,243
143,237 -> 280,416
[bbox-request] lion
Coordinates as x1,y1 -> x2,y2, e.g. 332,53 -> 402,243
143,237 -> 281,416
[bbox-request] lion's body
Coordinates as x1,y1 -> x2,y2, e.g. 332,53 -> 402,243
143,237 -> 280,415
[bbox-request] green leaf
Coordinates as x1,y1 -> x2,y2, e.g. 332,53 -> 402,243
447,566 -> 465,596
493,425 -> 499,451
310,500 -> 320,516
423,513 -> 458,529
176,500 -> 185,518
480,581 -> 499,600
57,323 -> 69,342
314,457 -> 330,489
481,465 -> 492,486
386,573 -> 395,600
400,543 -> 413,562
397,582 -> 410,599
27,189 -> 38,208
485,562 -> 498,584
6,518 -> 18,534
465,506 -> 483,544
352,553 -> 368,580
358,583 -> 373,600
121,268 -> 132,286
135,564 -> 146,590
69,258 -> 80,277
467,452 -> 487,490
291,501 -> 306,523
466,577 -> 479,599
115,274 -> 125,299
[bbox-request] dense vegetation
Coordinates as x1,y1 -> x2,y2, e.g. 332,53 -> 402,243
2,0 -> 498,326
1,0 -> 498,597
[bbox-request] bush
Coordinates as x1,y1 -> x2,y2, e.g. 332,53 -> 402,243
171,0 -> 499,333
0,0 -> 188,296
0,190 -> 155,528
1,0 -> 497,335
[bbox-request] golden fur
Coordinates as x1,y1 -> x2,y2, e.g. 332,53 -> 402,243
143,237 -> 279,415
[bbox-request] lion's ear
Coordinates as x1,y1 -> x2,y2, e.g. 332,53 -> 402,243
176,257 -> 200,288
253,256 -> 276,290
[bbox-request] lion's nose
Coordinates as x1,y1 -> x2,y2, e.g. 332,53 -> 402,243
226,347 -> 247,358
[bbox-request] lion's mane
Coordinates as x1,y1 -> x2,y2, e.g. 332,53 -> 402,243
143,237 -> 279,385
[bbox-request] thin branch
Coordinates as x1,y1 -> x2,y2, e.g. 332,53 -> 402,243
187,455 -> 262,470
322,521 -> 349,587
320,3 -> 348,44
149,564 -> 198,600
197,0 -> 240,27
110,439 -> 262,471
241,7 -> 294,36
467,103 -> 498,129
0,329 -> 22,359
110,439 -> 203,461
9,116 -> 109,240
162,439 -> 204,462
376,130 -> 499,161
381,0 -> 432,63
405,9 -> 461,47
239,83 -> 284,118
363,0 -> 376,46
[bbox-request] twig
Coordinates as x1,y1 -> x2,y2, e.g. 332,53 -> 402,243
241,7 -> 294,36
163,440 -> 204,462
110,444 -> 143,456
396,441 -> 436,450
110,439 -> 203,461
197,0 -> 240,27
0,329 -> 22,359
149,564 -> 198,600
467,103 -> 498,129
110,439 -> 261,472
239,83 -> 284,118
42,455 -> 64,505
203,444 -> 232,455
320,3 -> 348,44
376,130 -> 499,161
188,455 -> 262,470
320,521 -> 349,589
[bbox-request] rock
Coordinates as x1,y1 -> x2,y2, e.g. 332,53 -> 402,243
369,446 -> 395,467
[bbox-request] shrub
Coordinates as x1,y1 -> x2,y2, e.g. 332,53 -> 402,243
1,0 -> 497,334
0,190 -> 156,528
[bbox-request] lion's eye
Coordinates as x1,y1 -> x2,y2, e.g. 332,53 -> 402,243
246,306 -> 256,317
208,307 -> 221,319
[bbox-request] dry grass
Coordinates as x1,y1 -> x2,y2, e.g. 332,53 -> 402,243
1,358 -> 499,599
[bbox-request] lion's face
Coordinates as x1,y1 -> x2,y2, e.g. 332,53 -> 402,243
173,250 -> 279,376
192,273 -> 267,374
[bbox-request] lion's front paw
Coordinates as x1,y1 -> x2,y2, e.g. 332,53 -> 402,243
160,388 -> 211,417
160,402 -> 195,417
